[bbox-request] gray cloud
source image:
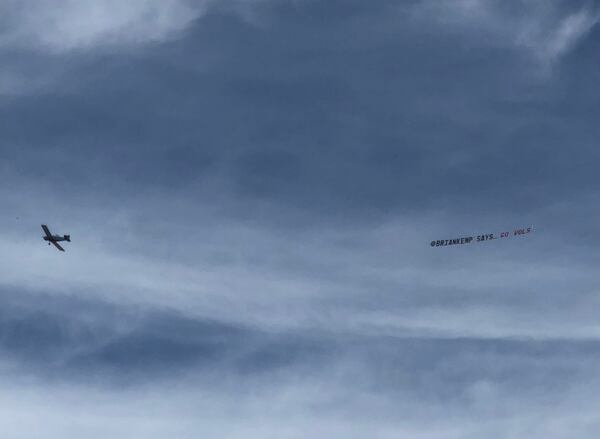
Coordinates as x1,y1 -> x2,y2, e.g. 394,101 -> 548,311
2,0 -> 600,436
0,0 -> 210,52
412,0 -> 600,67
2,290 -> 600,438
1,0 -> 599,335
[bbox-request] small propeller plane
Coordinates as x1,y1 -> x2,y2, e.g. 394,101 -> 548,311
42,224 -> 71,252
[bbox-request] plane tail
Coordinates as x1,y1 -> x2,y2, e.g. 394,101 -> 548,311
64,235 -> 71,242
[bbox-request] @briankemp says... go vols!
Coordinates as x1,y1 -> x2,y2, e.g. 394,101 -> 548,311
430,226 -> 533,248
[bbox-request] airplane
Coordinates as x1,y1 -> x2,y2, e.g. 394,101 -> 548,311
42,224 -> 71,252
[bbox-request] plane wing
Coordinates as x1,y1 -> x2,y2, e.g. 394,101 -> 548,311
51,241 -> 65,252
41,224 -> 52,238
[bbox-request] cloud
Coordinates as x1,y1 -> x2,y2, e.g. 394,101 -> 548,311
1,0 -> 599,343
0,0 -> 219,94
3,291 -> 600,438
0,0 -> 210,52
3,289 -> 600,438
1,1 -> 600,436
517,3 -> 599,66
1,191 -> 598,341
412,0 -> 599,67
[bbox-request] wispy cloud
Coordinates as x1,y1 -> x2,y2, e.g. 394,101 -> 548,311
2,1 -> 600,436
517,4 -> 599,67
412,0 -> 599,68
0,0 -> 210,52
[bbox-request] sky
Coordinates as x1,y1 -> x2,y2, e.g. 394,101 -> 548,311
1,0 -> 600,437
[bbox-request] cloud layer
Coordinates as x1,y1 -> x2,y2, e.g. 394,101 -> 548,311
0,0 -> 210,51
413,0 -> 599,66
1,0 -> 600,437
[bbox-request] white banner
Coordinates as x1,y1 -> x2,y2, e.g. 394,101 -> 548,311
430,226 -> 533,247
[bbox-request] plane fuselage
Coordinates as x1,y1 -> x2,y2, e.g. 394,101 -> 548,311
43,235 -> 70,242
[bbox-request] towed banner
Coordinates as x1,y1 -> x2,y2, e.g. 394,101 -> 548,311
430,226 -> 533,248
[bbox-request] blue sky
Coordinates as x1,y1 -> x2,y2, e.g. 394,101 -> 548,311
1,1 -> 600,437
